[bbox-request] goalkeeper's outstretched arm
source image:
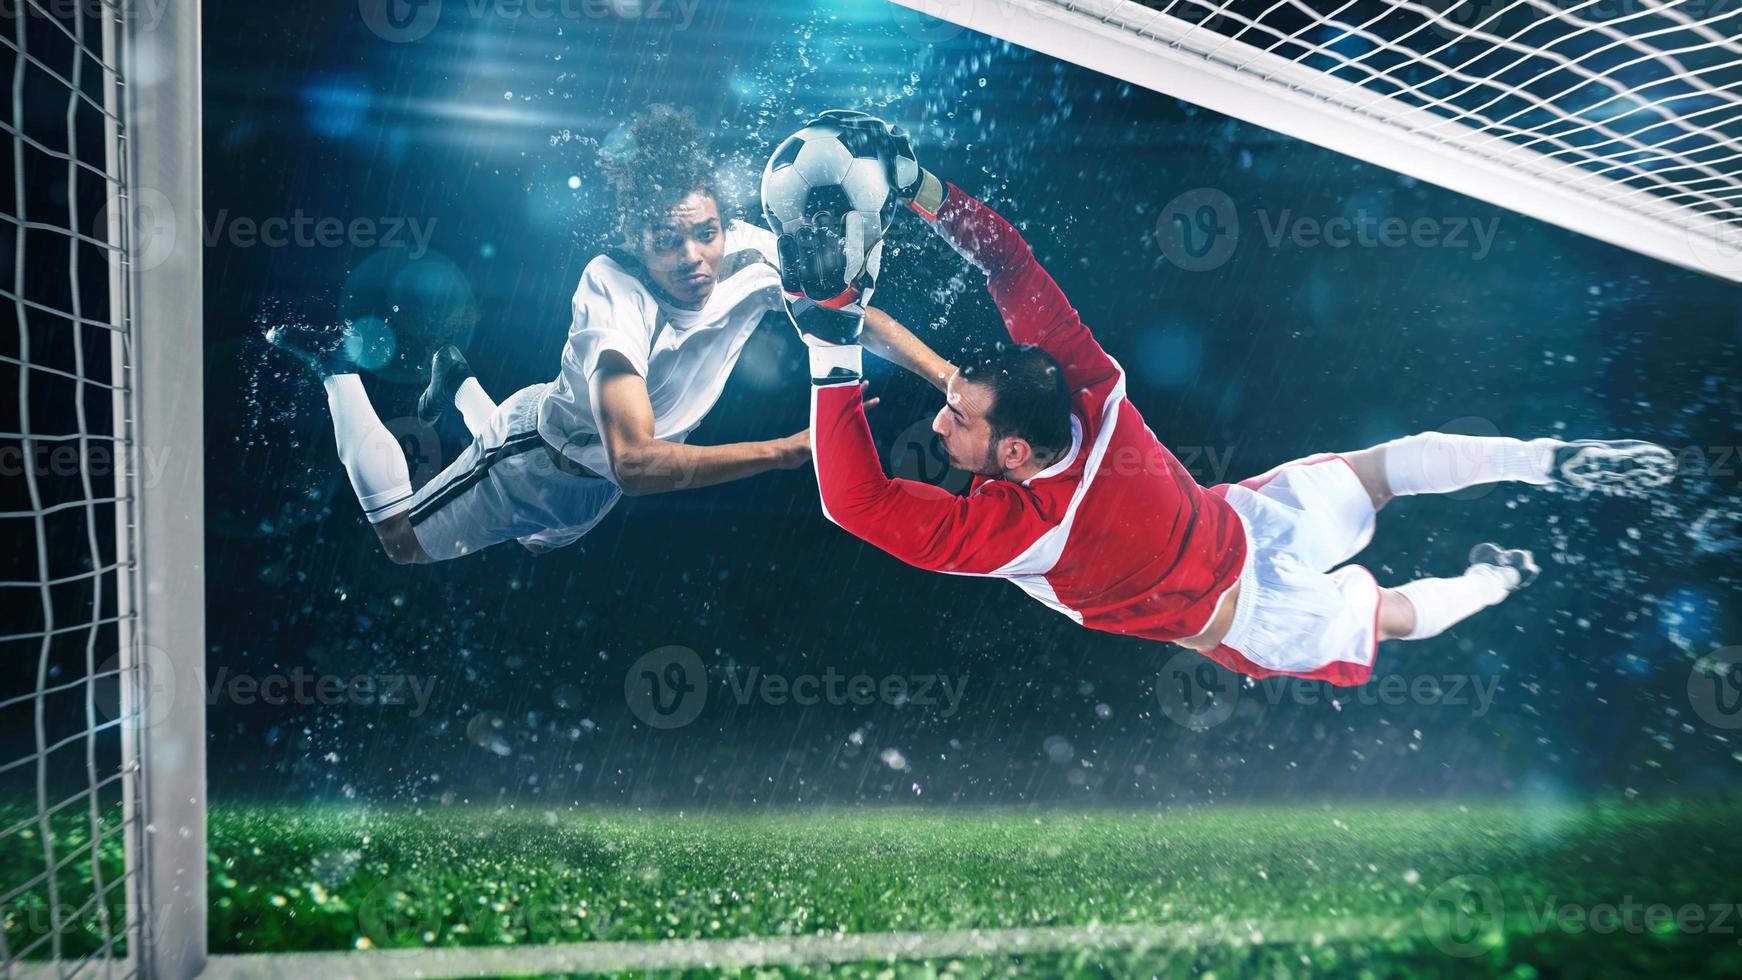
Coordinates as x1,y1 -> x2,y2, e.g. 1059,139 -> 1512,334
862,306 -> 954,393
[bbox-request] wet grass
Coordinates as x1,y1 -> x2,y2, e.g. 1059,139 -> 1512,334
6,799 -> 1741,975
207,799 -> 1741,976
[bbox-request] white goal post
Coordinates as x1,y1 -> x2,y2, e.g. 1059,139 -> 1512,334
119,0 -> 208,974
1,0 -> 205,976
889,0 -> 1742,282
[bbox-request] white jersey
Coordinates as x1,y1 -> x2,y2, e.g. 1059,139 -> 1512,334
536,220 -> 783,485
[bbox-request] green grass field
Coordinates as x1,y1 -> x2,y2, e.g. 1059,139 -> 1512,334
7,799 -> 1742,976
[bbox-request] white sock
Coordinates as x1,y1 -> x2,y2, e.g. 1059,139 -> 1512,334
323,373 -> 412,523
454,377 -> 497,438
1381,432 -> 1561,496
1393,564 -> 1518,640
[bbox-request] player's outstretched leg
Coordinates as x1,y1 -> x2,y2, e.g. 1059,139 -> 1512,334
417,345 -> 497,436
1339,432 -> 1675,510
266,323 -> 432,564
1377,543 -> 1538,641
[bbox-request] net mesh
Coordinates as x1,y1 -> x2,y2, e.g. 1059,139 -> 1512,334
1,0 -> 140,973
1073,0 -> 1742,251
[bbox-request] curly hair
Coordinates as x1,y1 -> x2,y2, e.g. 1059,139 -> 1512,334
599,106 -> 723,245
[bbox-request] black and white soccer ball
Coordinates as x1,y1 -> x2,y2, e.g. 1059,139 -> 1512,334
760,110 -> 915,285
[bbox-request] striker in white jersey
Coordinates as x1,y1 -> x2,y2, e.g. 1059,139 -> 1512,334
401,219 -> 782,560
538,219 -> 783,485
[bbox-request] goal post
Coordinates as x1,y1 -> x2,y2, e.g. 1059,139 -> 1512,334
0,0 -> 205,975
888,0 -> 1742,282
118,0 -> 208,974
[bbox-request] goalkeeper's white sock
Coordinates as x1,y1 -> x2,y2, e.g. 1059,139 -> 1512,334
454,377 -> 496,438
324,373 -> 412,523
1381,432 -> 1560,496
1392,565 -> 1518,641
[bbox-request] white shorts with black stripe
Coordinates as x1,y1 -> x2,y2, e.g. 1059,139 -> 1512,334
404,383 -> 622,561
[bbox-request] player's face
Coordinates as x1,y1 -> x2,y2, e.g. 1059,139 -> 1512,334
933,372 -> 1002,477
636,192 -> 726,310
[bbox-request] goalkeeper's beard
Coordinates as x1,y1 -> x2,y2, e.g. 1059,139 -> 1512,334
951,441 -> 1005,481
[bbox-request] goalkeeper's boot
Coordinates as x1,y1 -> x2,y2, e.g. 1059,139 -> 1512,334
1468,543 -> 1540,592
1552,439 -> 1676,495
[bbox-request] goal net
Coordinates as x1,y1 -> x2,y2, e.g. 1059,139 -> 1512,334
891,0 -> 1742,281
2,0 -> 204,977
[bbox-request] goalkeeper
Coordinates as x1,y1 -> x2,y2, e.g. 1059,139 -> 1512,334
779,114 -> 1676,685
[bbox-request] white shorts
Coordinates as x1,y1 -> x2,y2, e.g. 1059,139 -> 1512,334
1208,454 -> 1381,686
404,384 -> 622,561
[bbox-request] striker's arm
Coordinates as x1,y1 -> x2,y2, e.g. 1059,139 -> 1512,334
862,306 -> 954,392
590,353 -> 807,496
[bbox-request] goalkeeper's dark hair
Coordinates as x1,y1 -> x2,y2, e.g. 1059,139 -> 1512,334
600,106 -> 723,244
960,343 -> 1073,462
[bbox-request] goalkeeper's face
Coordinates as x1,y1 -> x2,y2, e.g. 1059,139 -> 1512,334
634,192 -> 726,310
933,372 -> 1003,477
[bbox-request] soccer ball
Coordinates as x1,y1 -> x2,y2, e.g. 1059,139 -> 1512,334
761,111 -> 907,285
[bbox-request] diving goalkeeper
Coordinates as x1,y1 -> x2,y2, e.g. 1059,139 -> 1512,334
779,116 -> 1676,685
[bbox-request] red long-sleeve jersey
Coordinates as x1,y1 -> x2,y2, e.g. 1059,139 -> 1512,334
811,184 -> 1247,642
